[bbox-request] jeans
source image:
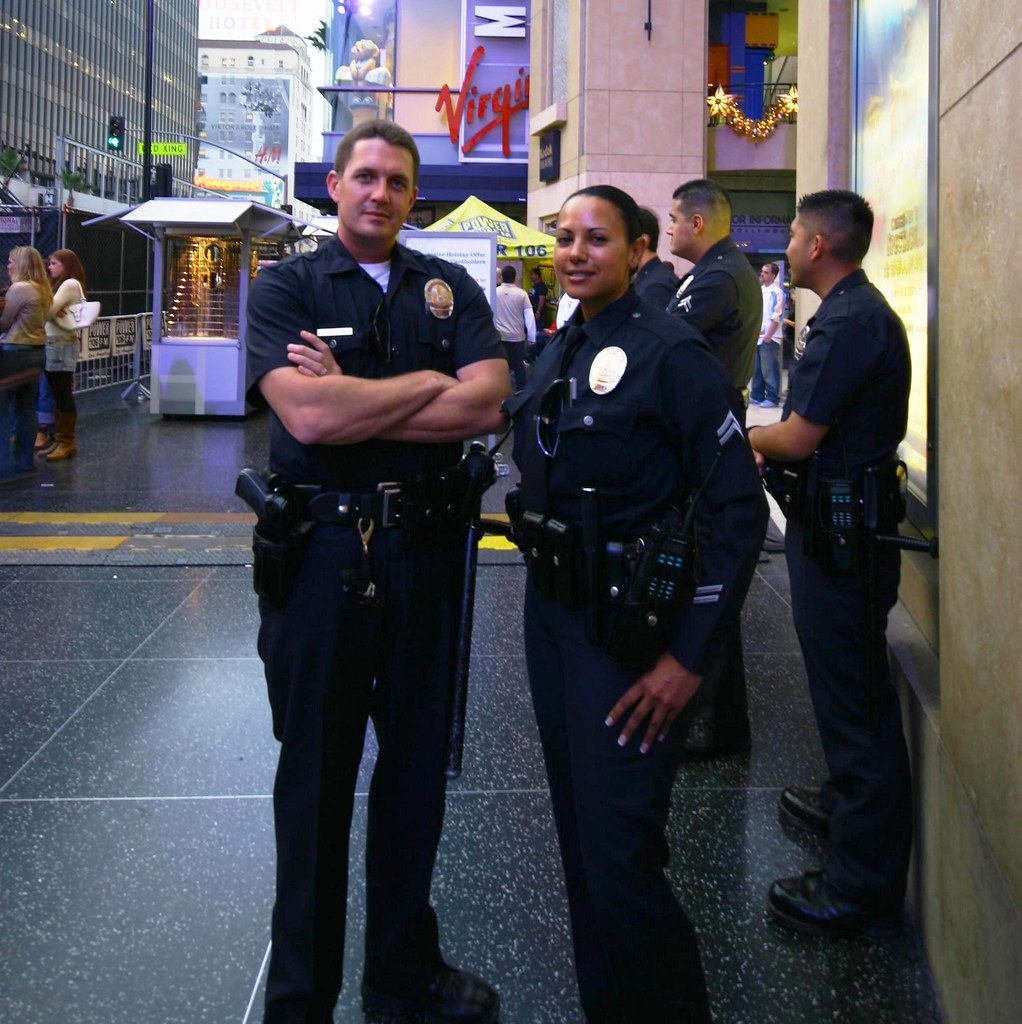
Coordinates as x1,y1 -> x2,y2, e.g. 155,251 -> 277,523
751,340 -> 781,404
0,344 -> 45,477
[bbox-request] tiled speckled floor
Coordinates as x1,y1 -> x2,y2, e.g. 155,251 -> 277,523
0,392 -> 943,1023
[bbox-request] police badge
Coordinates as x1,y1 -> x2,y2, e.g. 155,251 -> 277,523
425,278 -> 454,319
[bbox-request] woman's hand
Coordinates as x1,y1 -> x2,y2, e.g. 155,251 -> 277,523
287,331 -> 342,378
605,651 -> 703,754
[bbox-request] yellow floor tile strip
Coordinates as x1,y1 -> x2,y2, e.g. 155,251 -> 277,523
0,536 -> 129,551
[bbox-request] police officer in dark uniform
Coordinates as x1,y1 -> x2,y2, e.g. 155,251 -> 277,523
505,185 -> 767,1022
632,206 -> 680,309
748,190 -> 913,937
665,178 -> 763,758
245,121 -> 509,1023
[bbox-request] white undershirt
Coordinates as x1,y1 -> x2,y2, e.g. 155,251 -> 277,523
360,260 -> 391,292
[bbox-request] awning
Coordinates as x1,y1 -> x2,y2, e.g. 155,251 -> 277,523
82,198 -> 311,240
425,195 -> 553,261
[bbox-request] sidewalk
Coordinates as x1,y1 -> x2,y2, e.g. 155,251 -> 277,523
0,391 -> 942,1023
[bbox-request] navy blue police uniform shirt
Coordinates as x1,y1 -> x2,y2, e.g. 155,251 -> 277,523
784,269 -> 911,477
666,236 -> 762,389
506,287 -> 768,674
633,255 -> 681,311
245,235 -> 503,491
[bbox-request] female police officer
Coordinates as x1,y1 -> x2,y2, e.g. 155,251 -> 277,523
504,185 -> 767,1023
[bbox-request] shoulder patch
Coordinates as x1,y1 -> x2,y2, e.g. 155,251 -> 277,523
717,410 -> 744,446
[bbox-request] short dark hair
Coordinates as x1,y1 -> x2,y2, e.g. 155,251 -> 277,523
763,262 -> 779,278
501,264 -> 516,283
796,190 -> 874,263
671,178 -> 732,222
637,207 -> 661,250
563,185 -> 643,243
333,121 -> 420,184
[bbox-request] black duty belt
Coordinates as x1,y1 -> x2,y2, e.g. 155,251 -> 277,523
307,482 -> 404,528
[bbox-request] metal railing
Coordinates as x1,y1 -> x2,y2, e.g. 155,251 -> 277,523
72,314 -> 152,395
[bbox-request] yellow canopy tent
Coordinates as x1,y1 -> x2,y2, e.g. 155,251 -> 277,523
425,195 -> 554,263
425,195 -> 558,324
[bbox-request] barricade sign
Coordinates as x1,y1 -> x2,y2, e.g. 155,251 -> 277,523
82,318 -> 112,359
141,313 -> 154,350
113,316 -> 137,356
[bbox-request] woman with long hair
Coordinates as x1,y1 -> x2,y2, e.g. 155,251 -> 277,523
0,246 -> 50,479
42,248 -> 88,460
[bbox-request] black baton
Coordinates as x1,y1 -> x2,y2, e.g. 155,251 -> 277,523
445,442 -> 496,780
581,486 -> 604,644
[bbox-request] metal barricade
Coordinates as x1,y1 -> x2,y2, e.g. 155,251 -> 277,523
73,314 -> 152,395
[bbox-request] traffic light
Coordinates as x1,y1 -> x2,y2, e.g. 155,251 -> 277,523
106,115 -> 125,152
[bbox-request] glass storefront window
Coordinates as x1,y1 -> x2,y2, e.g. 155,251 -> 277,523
329,1 -> 397,130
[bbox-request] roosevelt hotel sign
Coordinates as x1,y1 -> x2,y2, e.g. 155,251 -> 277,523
435,3 -> 531,164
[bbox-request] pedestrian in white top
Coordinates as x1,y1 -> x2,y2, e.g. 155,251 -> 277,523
750,262 -> 784,407
492,264 -> 535,391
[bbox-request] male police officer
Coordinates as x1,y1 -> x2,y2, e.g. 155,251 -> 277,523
665,178 -> 762,758
748,190 -> 912,937
633,206 -> 681,309
245,120 -> 509,1022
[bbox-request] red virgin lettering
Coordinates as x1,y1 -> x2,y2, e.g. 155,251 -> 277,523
435,45 -> 530,158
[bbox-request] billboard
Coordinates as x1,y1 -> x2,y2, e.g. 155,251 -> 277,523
435,3 -> 531,163
196,75 -> 291,207
853,0 -> 932,508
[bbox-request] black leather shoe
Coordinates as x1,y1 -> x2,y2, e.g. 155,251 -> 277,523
679,708 -> 751,761
767,870 -> 902,938
362,964 -> 500,1023
778,786 -> 830,836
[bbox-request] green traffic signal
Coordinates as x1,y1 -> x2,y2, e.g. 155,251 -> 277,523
106,116 -> 125,152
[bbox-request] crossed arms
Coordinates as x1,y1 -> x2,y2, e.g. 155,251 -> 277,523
259,331 -> 509,445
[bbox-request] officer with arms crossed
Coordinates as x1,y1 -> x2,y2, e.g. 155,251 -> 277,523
505,184 -> 767,1022
245,120 -> 509,1022
748,190 -> 913,937
665,178 -> 762,759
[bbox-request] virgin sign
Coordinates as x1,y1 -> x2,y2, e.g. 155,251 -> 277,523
435,4 -> 531,164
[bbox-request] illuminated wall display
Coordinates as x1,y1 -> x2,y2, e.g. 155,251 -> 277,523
853,0 -> 933,509
436,3 -> 531,162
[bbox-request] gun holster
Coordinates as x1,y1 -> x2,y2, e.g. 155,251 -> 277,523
252,520 -> 316,608
236,468 -> 318,608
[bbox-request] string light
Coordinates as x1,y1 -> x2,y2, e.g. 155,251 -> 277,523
706,83 -> 799,141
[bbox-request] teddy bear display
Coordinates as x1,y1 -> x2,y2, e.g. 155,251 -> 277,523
334,38 -> 393,120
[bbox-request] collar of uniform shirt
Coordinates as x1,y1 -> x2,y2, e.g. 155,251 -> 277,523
568,287 -> 644,350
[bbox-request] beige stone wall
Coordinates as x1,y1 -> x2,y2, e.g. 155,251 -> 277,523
528,0 -> 708,262
799,2 -> 1022,1021
936,2 -> 1022,1020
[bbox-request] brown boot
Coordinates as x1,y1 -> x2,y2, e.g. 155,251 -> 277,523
46,412 -> 77,461
34,424 -> 55,452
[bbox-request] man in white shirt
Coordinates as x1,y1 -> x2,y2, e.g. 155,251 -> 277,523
492,264 -> 535,390
750,262 -> 784,408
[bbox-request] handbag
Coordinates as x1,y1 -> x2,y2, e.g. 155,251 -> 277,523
55,282 -> 101,330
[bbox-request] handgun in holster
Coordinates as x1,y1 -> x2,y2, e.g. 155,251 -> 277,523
236,468 -> 318,608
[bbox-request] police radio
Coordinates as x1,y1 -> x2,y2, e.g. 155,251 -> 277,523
817,477 -> 859,576
606,510 -> 696,673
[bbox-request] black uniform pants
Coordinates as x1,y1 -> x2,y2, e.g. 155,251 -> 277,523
679,395 -> 750,750
258,524 -> 461,1023
785,524 -> 912,910
524,575 -> 712,1024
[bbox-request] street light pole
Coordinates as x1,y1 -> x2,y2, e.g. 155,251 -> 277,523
142,0 -> 154,200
